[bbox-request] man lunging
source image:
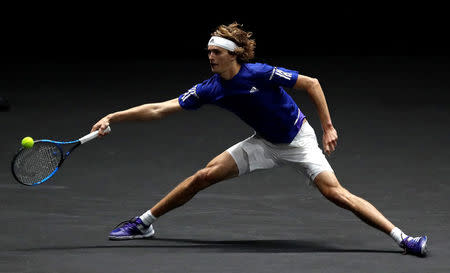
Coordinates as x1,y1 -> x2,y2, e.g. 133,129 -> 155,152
91,22 -> 427,256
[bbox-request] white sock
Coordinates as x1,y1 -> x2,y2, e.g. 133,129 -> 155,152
139,210 -> 157,226
390,227 -> 408,245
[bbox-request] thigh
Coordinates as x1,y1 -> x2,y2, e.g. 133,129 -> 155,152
226,134 -> 278,176
204,150 -> 240,182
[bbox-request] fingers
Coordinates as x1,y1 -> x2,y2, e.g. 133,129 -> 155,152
324,145 -> 331,156
323,138 -> 337,155
328,141 -> 336,154
91,118 -> 110,137
323,129 -> 338,156
329,140 -> 337,153
98,123 -> 110,137
90,124 -> 100,133
324,143 -> 334,156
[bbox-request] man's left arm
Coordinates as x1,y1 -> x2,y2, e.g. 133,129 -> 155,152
293,74 -> 338,155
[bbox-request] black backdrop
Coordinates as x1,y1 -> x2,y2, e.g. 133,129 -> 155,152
1,4 -> 448,61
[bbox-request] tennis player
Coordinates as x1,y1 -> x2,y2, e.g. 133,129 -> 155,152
91,22 -> 427,256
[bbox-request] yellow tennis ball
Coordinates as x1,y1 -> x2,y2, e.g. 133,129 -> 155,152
21,136 -> 34,149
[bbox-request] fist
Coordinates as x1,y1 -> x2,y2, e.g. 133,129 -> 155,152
322,127 -> 338,155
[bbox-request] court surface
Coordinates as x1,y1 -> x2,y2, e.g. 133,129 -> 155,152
1,56 -> 449,272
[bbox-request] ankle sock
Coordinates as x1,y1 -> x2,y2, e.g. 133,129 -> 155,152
390,227 -> 408,245
139,210 -> 157,226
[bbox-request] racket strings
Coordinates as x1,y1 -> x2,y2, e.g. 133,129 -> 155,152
13,142 -> 62,185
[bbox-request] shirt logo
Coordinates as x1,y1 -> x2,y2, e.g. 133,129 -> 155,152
181,85 -> 199,102
269,67 -> 292,81
249,86 -> 259,93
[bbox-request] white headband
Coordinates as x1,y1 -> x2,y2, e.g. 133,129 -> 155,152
208,36 -> 237,52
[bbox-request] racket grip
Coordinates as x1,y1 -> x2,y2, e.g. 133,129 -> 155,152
79,126 -> 111,144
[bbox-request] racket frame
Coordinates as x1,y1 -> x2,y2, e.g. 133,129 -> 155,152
11,126 -> 110,186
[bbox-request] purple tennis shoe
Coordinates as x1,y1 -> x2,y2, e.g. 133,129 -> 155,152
400,236 -> 428,257
109,217 -> 155,240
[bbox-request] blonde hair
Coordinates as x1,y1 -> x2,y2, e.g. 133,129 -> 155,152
211,22 -> 256,63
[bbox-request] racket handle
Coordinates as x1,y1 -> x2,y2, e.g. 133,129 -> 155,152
79,126 -> 111,144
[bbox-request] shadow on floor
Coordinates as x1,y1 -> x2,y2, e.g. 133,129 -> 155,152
16,238 -> 402,254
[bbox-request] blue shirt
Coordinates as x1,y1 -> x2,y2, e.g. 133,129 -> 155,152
178,63 -> 306,144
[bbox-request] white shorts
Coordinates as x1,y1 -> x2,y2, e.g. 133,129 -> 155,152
226,120 -> 334,185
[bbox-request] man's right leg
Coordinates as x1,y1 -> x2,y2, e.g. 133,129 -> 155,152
109,132 -> 276,240
108,151 -> 239,240
150,151 -> 239,217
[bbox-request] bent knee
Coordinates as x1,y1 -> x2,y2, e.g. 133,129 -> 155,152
322,186 -> 357,210
189,167 -> 217,191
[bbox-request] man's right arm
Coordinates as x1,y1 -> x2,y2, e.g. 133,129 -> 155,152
91,98 -> 183,135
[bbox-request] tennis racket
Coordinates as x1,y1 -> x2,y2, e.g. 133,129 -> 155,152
11,126 -> 111,186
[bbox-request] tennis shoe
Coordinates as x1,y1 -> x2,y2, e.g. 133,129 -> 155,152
400,235 -> 428,257
108,216 -> 155,240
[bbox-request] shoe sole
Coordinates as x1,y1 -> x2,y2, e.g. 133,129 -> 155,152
108,229 -> 155,240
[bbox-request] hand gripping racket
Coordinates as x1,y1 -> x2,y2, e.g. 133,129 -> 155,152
11,126 -> 111,186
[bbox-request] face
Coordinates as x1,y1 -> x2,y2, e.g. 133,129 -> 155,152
207,45 -> 236,74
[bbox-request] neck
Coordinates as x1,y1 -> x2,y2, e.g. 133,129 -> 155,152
220,62 -> 241,80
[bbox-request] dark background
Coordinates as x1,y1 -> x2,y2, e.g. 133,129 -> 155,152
1,5 -> 449,273
0,4 -> 449,60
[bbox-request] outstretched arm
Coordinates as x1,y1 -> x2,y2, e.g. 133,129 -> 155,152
293,75 -> 338,155
91,98 -> 183,135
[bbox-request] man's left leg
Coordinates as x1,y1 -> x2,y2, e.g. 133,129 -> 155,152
314,170 -> 428,256
314,171 -> 394,233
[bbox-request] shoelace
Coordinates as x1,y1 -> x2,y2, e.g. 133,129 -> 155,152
113,217 -> 137,229
408,237 -> 421,244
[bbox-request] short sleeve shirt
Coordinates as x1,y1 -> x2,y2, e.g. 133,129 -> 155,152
178,63 -> 306,143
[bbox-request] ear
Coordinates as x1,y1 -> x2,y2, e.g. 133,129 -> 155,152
229,51 -> 238,62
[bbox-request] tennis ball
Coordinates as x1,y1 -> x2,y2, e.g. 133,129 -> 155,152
21,136 -> 34,149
